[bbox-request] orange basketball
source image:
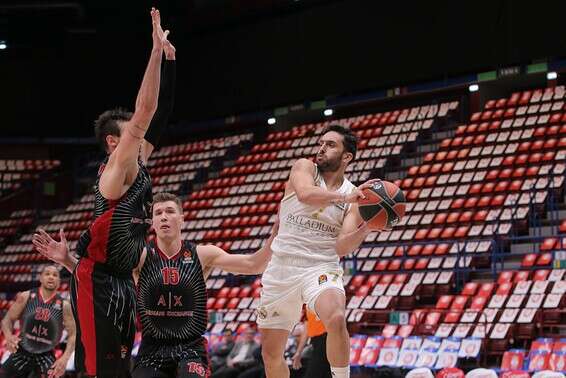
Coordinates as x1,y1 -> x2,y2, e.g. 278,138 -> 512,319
358,180 -> 406,231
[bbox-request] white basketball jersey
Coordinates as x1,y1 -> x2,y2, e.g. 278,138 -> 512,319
271,165 -> 356,264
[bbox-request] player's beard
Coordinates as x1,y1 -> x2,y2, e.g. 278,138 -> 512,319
317,154 -> 342,173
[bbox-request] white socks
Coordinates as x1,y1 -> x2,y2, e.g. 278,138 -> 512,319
331,366 -> 350,378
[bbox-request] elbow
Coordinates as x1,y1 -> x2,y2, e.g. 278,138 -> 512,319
335,243 -> 350,257
246,256 -> 269,275
253,261 -> 268,275
295,190 -> 309,204
246,261 -> 262,275
135,101 -> 158,121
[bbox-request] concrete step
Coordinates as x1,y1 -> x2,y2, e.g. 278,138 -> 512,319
499,260 -> 523,271
431,129 -> 455,141
529,226 -> 561,238
400,156 -> 424,168
510,242 -> 540,255
468,271 -> 498,282
547,209 -> 566,220
385,171 -> 404,181
416,143 -> 439,154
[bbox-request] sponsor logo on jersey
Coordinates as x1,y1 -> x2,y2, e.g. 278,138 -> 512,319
187,361 -> 207,376
183,250 -> 193,264
285,214 -> 337,234
318,274 -> 328,285
120,345 -> 128,359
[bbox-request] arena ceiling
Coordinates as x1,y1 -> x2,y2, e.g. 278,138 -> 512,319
0,0 -> 565,139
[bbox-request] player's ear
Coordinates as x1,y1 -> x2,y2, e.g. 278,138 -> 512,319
106,134 -> 119,151
343,151 -> 353,165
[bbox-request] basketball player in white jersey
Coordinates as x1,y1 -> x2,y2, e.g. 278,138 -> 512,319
258,124 -> 378,378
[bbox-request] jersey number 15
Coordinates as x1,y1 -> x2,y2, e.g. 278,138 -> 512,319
161,267 -> 180,286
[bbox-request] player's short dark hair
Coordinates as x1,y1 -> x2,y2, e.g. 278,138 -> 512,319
153,192 -> 183,213
94,108 -> 133,152
322,124 -> 358,161
40,264 -> 60,275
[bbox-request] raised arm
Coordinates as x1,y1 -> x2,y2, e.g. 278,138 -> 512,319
1,291 -> 29,353
141,37 -> 177,163
48,301 -> 76,378
288,159 -> 345,207
289,159 -> 376,207
99,8 -> 165,200
198,222 -> 278,275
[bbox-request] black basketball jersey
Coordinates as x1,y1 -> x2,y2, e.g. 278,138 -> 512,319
137,240 -> 208,345
19,288 -> 64,354
76,157 -> 153,274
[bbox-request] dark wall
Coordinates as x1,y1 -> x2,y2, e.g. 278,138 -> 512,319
1,0 -> 565,138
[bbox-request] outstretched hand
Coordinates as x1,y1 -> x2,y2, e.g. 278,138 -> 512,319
344,178 -> 381,203
162,31 -> 176,60
151,8 -> 164,49
48,356 -> 69,378
32,229 -> 69,266
151,8 -> 175,55
151,7 -> 175,59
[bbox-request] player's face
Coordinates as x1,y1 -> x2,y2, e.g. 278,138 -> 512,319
39,266 -> 60,291
153,201 -> 183,240
223,331 -> 233,342
316,131 -> 346,173
244,329 -> 255,342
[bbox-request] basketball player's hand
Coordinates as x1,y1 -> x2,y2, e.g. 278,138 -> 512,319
344,179 -> 381,203
291,352 -> 302,369
32,229 -> 69,265
48,356 -> 68,378
151,7 -> 173,55
6,334 -> 19,353
163,33 -> 176,60
151,8 -> 166,51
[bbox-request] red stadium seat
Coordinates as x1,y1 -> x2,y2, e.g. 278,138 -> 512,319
436,295 -> 453,310
513,271 -> 530,283
501,350 -> 526,372
536,253 -> 552,266
461,282 -> 478,296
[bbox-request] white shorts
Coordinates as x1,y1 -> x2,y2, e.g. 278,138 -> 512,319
256,254 -> 345,332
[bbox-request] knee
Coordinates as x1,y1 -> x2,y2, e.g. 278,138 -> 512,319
325,311 -> 347,334
262,347 -> 284,367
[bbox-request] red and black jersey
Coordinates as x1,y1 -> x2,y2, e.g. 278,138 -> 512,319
76,157 -> 152,274
137,240 -> 208,345
19,288 -> 64,354
135,240 -> 210,372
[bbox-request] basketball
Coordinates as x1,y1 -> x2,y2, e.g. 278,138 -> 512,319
358,180 -> 406,231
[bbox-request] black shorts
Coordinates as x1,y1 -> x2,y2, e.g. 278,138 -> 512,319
305,333 -> 331,378
71,258 -> 136,377
1,348 -> 55,378
133,340 -> 210,378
